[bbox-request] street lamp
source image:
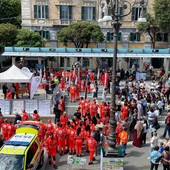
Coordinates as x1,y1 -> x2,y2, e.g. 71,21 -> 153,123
98,0 -> 148,156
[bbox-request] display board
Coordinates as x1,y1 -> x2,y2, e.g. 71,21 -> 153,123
38,100 -> 51,115
12,100 -> 24,114
136,72 -> 146,81
0,100 -> 10,115
25,100 -> 38,114
103,158 -> 124,170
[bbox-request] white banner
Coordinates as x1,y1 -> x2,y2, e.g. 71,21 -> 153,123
30,76 -> 41,99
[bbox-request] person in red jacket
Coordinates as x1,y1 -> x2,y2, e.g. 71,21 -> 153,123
56,124 -> 66,155
75,128 -> 83,157
60,76 -> 65,90
6,90 -> 12,99
45,120 -> 54,139
7,121 -> 15,140
22,110 -> 29,121
86,133 -> 97,165
67,125 -> 76,155
59,96 -> 65,112
45,132 -> 58,169
1,119 -> 8,141
79,97 -> 86,116
32,110 -> 40,121
90,100 -> 98,117
70,84 -> 76,102
60,111 -> 68,128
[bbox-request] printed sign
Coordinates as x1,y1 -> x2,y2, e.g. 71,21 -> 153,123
67,156 -> 86,165
38,100 -> 51,115
103,158 -> 124,170
0,100 -> 10,115
25,100 -> 38,114
12,100 -> 24,114
10,134 -> 35,143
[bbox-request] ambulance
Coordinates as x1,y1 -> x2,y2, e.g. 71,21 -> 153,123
0,122 -> 45,170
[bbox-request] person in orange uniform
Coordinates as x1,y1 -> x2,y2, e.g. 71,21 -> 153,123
120,102 -> 130,121
90,100 -> 98,117
81,79 -> 86,91
32,110 -> 40,121
86,133 -> 97,165
75,129 -> 83,157
79,97 -> 86,116
115,121 -> 123,146
59,96 -> 65,112
56,124 -> 66,155
45,132 -> 58,169
119,127 -> 129,156
67,125 -> 76,155
1,119 -> 8,141
22,110 -> 29,121
70,84 -> 76,102
45,120 -> 54,139
6,90 -> 12,99
60,76 -> 65,90
0,112 -> 3,130
60,112 -> 68,129
7,121 -> 15,140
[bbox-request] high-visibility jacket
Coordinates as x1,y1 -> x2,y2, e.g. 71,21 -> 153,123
86,137 -> 97,152
119,130 -> 128,144
22,112 -> 28,121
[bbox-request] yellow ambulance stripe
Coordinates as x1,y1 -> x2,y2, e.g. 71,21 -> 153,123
0,147 -> 25,154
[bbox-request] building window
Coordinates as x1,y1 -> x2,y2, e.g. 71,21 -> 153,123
81,7 -> 96,20
156,33 -> 168,42
83,58 -> 89,67
60,57 -> 64,67
131,7 -> 146,21
109,7 -> 123,20
35,30 -> 50,40
34,5 -> 49,19
60,6 -> 72,20
129,32 -> 141,41
67,58 -> 70,67
106,32 -> 122,41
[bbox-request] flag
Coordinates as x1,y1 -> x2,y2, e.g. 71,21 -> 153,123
30,76 -> 41,99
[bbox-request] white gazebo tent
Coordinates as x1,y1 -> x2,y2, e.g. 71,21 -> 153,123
0,65 -> 33,83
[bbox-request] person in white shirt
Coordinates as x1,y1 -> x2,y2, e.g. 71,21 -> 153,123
154,106 -> 160,117
147,108 -> 155,127
157,97 -> 164,115
150,132 -> 159,153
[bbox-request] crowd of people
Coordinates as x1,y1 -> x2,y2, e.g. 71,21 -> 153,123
0,65 -> 170,169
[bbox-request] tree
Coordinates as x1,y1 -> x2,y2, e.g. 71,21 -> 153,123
0,23 -> 18,48
0,0 -> 21,27
154,0 -> 170,32
137,13 -> 159,48
57,21 -> 104,48
15,29 -> 44,47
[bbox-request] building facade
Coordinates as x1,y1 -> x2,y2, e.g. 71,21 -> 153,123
21,0 -> 169,69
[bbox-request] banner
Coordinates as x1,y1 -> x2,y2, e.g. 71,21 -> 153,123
30,76 -> 41,99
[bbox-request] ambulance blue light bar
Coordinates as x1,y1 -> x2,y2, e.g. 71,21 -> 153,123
5,141 -> 30,146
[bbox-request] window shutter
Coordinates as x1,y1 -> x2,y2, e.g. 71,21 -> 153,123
130,32 -> 134,41
143,7 -> 147,15
136,32 -> 141,41
93,7 -> 96,20
131,8 -> 136,21
69,6 -> 72,19
118,32 -> 122,41
60,6 -> 62,19
106,32 -> 111,41
45,5 -> 49,18
34,5 -> 38,18
81,7 -> 85,20
46,31 -> 50,40
164,33 -> 168,42
156,33 -> 161,41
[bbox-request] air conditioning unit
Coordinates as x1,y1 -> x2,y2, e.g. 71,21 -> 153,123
76,48 -> 82,52
23,48 -> 29,51
127,49 -> 133,53
101,49 -> 107,52
49,48 -> 56,52
152,49 -> 159,53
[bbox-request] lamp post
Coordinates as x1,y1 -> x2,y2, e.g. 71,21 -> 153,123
99,0 -> 148,156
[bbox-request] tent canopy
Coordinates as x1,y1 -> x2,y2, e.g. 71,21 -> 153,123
0,65 -> 33,83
